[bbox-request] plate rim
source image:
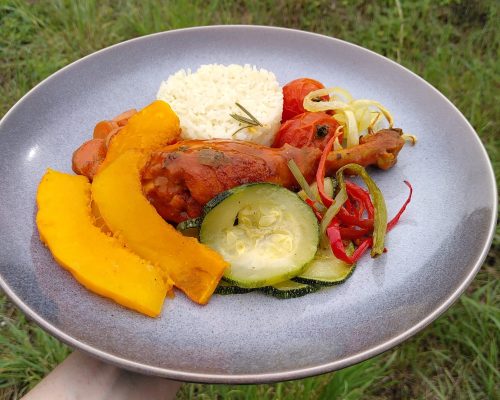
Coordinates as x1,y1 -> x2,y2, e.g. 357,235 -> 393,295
0,25 -> 497,384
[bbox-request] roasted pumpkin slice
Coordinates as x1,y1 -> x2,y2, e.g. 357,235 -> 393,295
36,169 -> 169,317
92,150 -> 228,304
101,100 -> 180,170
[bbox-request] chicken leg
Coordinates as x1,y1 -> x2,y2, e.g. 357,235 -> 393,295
142,129 -> 405,223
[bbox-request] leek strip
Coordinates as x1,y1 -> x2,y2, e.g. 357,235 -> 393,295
303,87 -> 402,148
333,137 -> 343,150
357,108 -> 373,132
288,160 -> 326,212
351,100 -> 394,127
344,109 -> 359,147
303,99 -> 348,113
369,112 -> 382,131
319,186 -> 348,234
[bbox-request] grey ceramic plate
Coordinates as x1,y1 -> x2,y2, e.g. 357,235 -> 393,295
0,26 -> 496,383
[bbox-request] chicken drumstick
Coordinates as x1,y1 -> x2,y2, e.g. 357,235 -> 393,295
142,129 -> 405,223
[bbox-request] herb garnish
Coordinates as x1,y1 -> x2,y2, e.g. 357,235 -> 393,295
231,102 -> 263,135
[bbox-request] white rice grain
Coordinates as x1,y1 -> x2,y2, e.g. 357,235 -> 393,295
157,64 -> 283,145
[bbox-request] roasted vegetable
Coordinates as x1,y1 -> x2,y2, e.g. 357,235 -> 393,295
36,169 -> 169,317
281,78 -> 325,122
199,183 -> 319,289
294,243 -> 355,286
100,100 -> 181,170
91,149 -> 228,305
272,112 -> 340,150
260,280 -> 319,299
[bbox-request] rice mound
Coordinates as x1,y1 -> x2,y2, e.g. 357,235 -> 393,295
156,64 -> 283,145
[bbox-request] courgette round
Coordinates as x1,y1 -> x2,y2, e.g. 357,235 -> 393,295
293,243 -> 355,286
260,280 -> 319,299
199,183 -> 319,288
176,217 -> 202,237
214,281 -> 255,295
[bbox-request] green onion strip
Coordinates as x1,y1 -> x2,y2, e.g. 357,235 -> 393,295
319,187 -> 348,234
288,160 -> 326,213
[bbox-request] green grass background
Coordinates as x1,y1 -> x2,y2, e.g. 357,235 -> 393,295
0,0 -> 498,398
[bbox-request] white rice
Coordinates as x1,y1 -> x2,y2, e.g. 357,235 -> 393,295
156,64 -> 283,146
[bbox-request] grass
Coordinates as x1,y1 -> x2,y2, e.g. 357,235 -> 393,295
0,0 -> 498,398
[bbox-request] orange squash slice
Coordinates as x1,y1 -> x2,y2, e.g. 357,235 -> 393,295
100,100 -> 180,170
36,169 -> 169,317
91,150 -> 228,304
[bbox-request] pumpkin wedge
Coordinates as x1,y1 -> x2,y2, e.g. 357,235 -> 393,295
100,100 -> 181,170
36,169 -> 169,317
92,150 -> 228,304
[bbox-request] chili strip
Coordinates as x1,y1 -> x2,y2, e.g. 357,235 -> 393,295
339,226 -> 370,240
342,180 -> 413,262
346,181 -> 374,219
316,126 -> 342,207
387,181 -> 413,231
326,225 -> 353,264
336,164 -> 387,257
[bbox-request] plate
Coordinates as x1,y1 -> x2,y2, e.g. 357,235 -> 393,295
0,26 -> 496,383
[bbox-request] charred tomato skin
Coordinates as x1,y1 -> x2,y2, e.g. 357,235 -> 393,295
273,112 -> 340,150
282,78 -> 325,122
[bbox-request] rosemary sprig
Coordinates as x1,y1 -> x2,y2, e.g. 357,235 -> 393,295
230,102 -> 263,136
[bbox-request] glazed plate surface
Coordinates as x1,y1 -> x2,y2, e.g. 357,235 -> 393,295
0,26 -> 496,383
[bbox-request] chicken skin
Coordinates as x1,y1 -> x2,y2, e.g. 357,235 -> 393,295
142,129 -> 405,223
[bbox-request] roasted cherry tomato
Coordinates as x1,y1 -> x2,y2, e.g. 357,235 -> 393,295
272,112 -> 340,150
282,78 -> 325,122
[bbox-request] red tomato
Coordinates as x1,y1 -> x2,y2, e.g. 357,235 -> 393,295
272,112 -> 340,150
282,78 -> 325,122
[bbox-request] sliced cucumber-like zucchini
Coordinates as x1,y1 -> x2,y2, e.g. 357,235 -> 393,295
176,217 -> 202,237
261,280 -> 319,299
199,183 -> 319,289
298,177 -> 336,202
214,281 -> 254,295
294,243 -> 355,286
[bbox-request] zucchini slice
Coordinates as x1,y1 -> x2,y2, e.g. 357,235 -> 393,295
176,217 -> 202,237
294,243 -> 355,286
200,183 -> 319,288
261,280 -> 319,299
214,281 -> 254,295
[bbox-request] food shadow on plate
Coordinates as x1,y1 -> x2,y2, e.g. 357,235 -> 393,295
29,209 -> 139,328
9,209 -> 62,324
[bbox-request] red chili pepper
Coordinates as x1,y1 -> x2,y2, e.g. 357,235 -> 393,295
346,186 -> 366,219
350,198 -> 366,220
315,127 -> 342,207
343,198 -> 354,214
387,181 -> 413,231
350,237 -> 373,262
335,180 -> 375,229
339,226 -> 371,240
338,208 -> 374,229
345,180 -> 413,263
346,181 -> 374,219
312,151 -> 412,266
305,198 -> 324,221
326,225 -> 354,264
